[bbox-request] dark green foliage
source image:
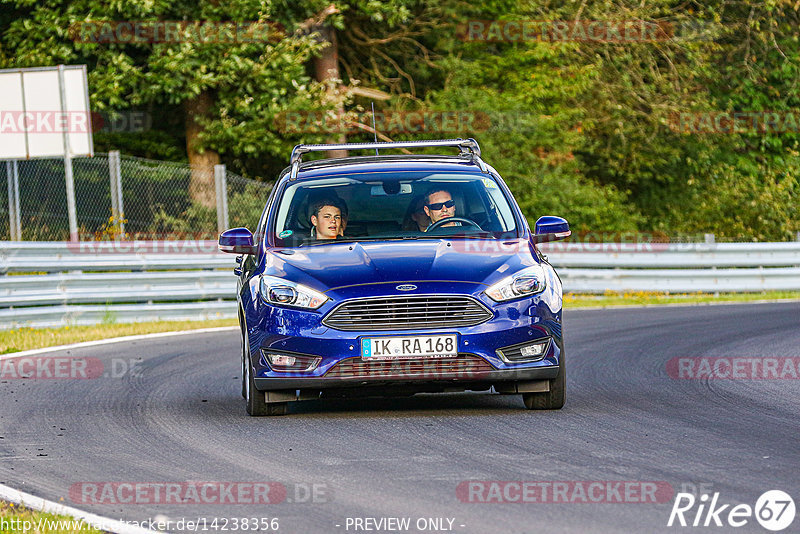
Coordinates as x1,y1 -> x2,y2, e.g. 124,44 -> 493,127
1,0 -> 797,239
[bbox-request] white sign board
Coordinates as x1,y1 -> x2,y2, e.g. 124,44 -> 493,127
0,65 -> 93,160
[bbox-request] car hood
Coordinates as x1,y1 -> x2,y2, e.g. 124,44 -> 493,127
264,239 -> 538,292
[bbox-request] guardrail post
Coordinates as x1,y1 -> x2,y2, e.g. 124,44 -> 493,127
5,160 -> 22,240
108,150 -> 125,239
704,233 -> 715,244
214,164 -> 229,234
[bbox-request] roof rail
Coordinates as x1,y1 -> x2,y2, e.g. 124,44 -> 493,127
288,138 -> 487,179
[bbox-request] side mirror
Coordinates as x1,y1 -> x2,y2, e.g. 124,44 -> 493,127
219,227 -> 257,255
532,216 -> 571,244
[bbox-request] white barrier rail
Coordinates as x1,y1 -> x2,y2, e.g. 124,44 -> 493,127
1,241 -> 799,329
557,267 -> 800,293
0,240 -> 238,328
0,241 -> 227,273
540,241 -> 800,268
0,271 -> 235,307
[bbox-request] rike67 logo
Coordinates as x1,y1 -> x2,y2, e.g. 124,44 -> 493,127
668,490 -> 795,531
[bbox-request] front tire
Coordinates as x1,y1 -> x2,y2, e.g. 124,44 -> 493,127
241,334 -> 247,399
244,348 -> 268,416
523,345 -> 565,410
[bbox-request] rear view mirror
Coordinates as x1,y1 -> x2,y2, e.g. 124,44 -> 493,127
219,227 -> 257,255
370,183 -> 412,196
532,216 -> 571,243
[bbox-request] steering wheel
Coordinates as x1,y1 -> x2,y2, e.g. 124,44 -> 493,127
427,217 -> 483,232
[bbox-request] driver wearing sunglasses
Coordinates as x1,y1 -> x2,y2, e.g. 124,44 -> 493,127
423,189 -> 458,230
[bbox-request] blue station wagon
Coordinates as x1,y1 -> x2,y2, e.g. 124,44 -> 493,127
219,139 -> 571,415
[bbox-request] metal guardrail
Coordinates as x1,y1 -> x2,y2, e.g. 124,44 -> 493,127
540,241 -> 800,268
1,241 -> 799,329
556,267 -> 800,292
0,241 -> 228,273
0,271 -> 235,307
0,240 -> 238,329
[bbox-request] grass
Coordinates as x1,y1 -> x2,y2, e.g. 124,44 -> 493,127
0,500 -> 106,533
0,318 -> 237,354
564,290 -> 800,308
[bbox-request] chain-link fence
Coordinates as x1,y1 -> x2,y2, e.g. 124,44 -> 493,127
0,152 -> 272,241
227,172 -> 272,230
2,158 -> 71,240
0,166 -> 8,240
3,155 -> 796,243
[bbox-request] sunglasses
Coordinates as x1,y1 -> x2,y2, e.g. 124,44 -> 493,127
426,199 -> 455,211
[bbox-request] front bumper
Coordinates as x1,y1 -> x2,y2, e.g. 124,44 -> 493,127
246,283 -> 563,392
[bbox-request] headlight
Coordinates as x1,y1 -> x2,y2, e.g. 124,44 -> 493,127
259,275 -> 328,309
484,265 -> 547,302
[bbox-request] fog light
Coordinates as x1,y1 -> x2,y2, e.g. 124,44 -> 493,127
496,338 -> 551,363
262,350 -> 322,372
520,344 -> 545,358
271,355 -> 296,367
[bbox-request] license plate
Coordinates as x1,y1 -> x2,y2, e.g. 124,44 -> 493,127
361,334 -> 458,360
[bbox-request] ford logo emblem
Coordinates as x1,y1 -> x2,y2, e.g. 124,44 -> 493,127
396,284 -> 417,291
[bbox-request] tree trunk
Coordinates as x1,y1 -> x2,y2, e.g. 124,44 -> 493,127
313,25 -> 348,158
184,91 -> 220,208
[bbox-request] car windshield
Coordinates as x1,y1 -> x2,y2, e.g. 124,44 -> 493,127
272,171 -> 518,246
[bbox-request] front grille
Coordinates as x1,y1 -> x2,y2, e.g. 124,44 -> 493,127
325,354 -> 494,380
322,295 -> 493,331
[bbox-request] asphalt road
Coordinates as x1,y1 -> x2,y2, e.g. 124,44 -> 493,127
1,302 -> 799,533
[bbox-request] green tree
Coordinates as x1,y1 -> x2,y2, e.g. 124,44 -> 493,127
0,0 -> 325,193
2,0 -> 797,240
